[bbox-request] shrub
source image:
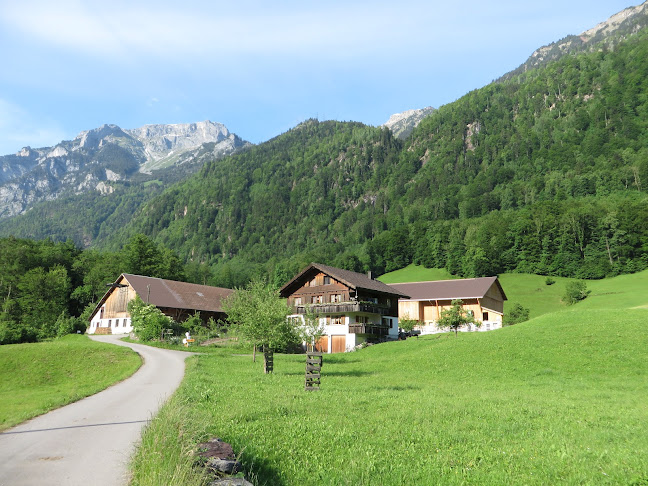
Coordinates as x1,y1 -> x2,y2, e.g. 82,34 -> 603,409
506,303 -> 530,325
545,277 -> 556,286
128,296 -> 175,341
55,312 -> 86,337
562,281 -> 591,305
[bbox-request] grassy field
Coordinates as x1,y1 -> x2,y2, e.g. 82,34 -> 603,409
0,334 -> 141,431
130,270 -> 648,485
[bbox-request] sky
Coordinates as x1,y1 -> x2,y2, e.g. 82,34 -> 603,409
0,0 -> 640,155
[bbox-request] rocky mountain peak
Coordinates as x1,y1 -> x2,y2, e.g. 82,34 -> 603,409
382,106 -> 436,139
0,120 -> 249,219
499,1 -> 648,81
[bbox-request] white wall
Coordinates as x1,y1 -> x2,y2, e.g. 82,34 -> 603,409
88,311 -> 132,335
418,319 -> 502,335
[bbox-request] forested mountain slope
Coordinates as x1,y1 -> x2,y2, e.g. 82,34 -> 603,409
98,27 -> 648,285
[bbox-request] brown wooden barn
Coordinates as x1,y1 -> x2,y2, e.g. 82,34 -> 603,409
88,273 -> 233,335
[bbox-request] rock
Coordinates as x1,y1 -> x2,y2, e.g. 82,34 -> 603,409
197,437 -> 242,474
197,437 -> 236,460
209,478 -> 253,486
206,458 -> 242,475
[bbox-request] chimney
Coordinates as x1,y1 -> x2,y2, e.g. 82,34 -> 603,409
367,271 -> 373,280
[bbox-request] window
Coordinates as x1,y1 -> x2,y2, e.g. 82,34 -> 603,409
115,319 -> 120,327
294,297 -> 302,306
356,315 -> 368,324
482,312 -> 489,321
310,278 -> 318,287
331,316 -> 344,325
467,310 -> 474,317
311,295 -> 323,304
331,294 -> 342,303
323,276 -> 331,285
100,308 -> 104,318
108,320 -> 112,327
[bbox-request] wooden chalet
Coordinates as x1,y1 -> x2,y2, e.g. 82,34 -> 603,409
279,263 -> 409,353
388,276 -> 507,334
88,273 -> 233,335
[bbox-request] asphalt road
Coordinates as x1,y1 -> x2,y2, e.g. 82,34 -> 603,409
0,335 -> 195,486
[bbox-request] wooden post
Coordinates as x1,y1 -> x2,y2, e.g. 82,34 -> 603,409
263,348 -> 274,374
305,351 -> 323,391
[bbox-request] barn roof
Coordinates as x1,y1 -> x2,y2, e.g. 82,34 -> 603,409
90,273 -> 234,320
122,274 -> 234,312
388,276 -> 507,301
279,262 -> 409,298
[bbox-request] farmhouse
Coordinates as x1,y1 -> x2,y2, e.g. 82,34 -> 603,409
88,273 -> 233,335
388,276 -> 507,334
279,263 -> 409,353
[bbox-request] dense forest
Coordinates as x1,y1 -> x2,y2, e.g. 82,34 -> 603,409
2,20 -> 648,342
93,27 -> 648,286
0,235 -> 185,344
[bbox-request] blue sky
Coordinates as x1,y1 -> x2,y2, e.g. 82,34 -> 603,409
0,0 -> 639,154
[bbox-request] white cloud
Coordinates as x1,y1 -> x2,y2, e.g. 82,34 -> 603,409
1,0 -> 441,62
0,99 -> 67,154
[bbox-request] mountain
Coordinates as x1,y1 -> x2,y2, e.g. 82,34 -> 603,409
499,0 -> 648,82
0,121 -> 249,220
3,3 -> 648,287
382,107 -> 436,139
97,19 -> 648,286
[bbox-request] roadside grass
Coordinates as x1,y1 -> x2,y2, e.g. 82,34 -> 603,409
0,334 -> 141,431
131,306 -> 648,485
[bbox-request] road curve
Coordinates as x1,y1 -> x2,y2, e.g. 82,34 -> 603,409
0,335 -> 195,486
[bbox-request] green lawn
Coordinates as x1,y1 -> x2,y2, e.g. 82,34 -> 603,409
0,334 -> 141,431
130,269 -> 648,485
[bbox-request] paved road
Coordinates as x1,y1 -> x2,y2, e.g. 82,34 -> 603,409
0,335 -> 195,486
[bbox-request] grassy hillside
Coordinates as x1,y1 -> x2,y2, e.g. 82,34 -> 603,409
0,335 -> 141,431
130,271 -> 648,485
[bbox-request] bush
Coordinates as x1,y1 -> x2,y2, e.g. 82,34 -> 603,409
55,312 -> 86,338
562,281 -> 591,305
545,277 -> 556,286
128,296 -> 175,341
0,317 -> 37,344
506,303 -> 530,325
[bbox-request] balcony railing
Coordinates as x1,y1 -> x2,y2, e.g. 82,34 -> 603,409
293,301 -> 388,315
348,323 -> 389,336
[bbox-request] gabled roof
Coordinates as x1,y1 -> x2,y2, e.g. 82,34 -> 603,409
122,274 -> 234,312
279,262 -> 409,298
388,276 -> 507,301
90,273 -> 234,320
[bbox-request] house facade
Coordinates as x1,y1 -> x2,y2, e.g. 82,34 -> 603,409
279,263 -> 409,353
88,273 -> 233,335
388,276 -> 507,334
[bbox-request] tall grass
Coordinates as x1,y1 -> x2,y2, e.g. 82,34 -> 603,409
131,306 -> 648,485
0,334 -> 141,431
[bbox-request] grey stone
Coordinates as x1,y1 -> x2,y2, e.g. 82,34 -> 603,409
206,458 -> 242,475
209,478 -> 253,486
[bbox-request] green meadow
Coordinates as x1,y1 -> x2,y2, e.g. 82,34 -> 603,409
0,335 -> 141,431
131,269 -> 648,485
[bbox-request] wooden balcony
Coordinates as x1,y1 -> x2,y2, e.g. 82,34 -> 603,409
348,323 -> 389,336
293,302 -> 388,315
